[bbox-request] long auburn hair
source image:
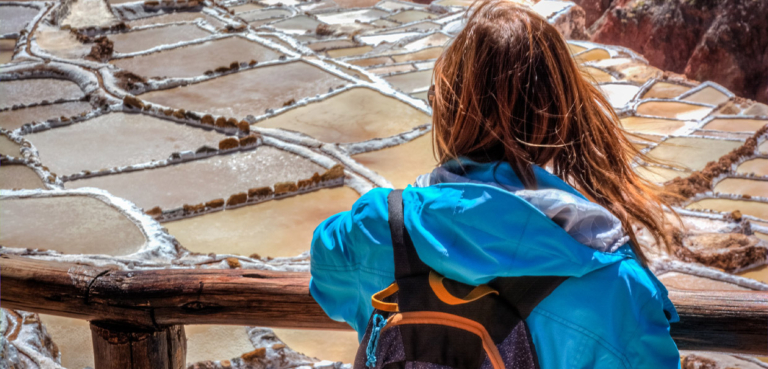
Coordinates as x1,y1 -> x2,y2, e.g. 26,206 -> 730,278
431,0 -> 674,263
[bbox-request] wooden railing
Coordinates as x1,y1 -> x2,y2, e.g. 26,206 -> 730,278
1,254 -> 766,368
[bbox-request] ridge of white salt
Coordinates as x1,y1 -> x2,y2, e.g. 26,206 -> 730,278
653,259 -> 768,291
342,123 -> 430,155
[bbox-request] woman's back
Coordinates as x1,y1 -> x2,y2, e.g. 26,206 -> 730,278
311,1 -> 680,367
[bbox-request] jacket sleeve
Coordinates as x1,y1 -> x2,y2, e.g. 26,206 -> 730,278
625,296 -> 681,368
309,187 -> 395,341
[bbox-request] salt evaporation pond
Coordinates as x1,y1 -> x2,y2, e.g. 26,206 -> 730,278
687,198 -> 768,220
165,186 -> 360,257
354,134 -> 437,188
714,178 -> 768,198
645,137 -> 743,171
702,118 -> 768,133
109,23 -> 212,54
140,61 -> 346,117
66,146 -> 325,210
0,165 -> 46,189
0,79 -> 84,109
620,117 -> 687,135
0,196 -> 146,255
0,101 -> 93,131
0,136 -> 20,157
258,87 -> 430,143
27,112 -> 228,175
642,82 -> 691,99
737,158 -> 768,176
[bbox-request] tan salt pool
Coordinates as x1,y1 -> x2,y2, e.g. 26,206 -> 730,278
0,195 -> 146,254
681,86 -> 730,106
635,101 -> 713,120
645,137 -> 742,171
307,39 -> 357,52
392,47 -> 443,63
0,38 -> 15,64
230,2 -> 264,13
353,134 -> 436,188
0,165 -> 46,189
326,45 -> 374,58
581,67 -> 614,83
165,186 -> 359,257
738,265 -> 768,284
701,118 -> 768,133
641,82 -> 691,100
401,33 -> 451,51
240,8 -> 292,22
634,165 -> 689,184
112,36 -> 283,79
348,56 -> 395,67
140,61 -> 346,118
27,112 -> 227,175
619,117 -> 687,135
713,178 -> 768,198
0,5 -> 39,34
272,328 -> 359,363
0,79 -> 84,109
574,48 -> 610,63
110,23 -> 211,54
127,12 -> 223,28
270,15 -> 323,34
368,64 -> 416,75
686,198 -> 768,220
257,87 -> 429,143
66,146 -> 325,210
598,84 -> 640,108
761,141 -> 768,154
0,101 -> 93,131
383,70 -> 432,94
316,9 -> 388,24
736,158 -> 768,176
387,10 -> 435,23
0,135 -> 20,157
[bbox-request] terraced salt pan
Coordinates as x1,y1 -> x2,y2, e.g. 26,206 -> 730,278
348,55 -> 394,67
702,118 -> 768,133
270,15 -> 323,34
0,196 -> 146,254
0,39 -> 15,63
761,141 -> 768,154
566,43 -> 586,54
27,112 -> 227,175
333,0 -> 381,7
737,158 -> 768,176
0,135 -> 20,157
315,9 -> 388,24
391,47 -> 443,63
686,198 -> 768,220
358,32 -> 421,46
112,36 -> 283,79
634,165 -> 688,184
307,38 -> 357,51
0,5 -> 39,35
127,11 -> 224,28
257,87 -> 429,143
165,186 -> 359,257
353,133 -> 436,188
0,101 -> 93,131
66,146 -> 325,210
230,2 -> 265,13
620,117 -> 687,135
641,82 -> 691,100
272,329 -> 359,363
636,101 -> 713,120
110,23 -> 211,54
387,10 -> 435,23
574,48 -> 610,63
714,178 -> 768,198
681,86 -> 730,106
140,61 -> 346,118
326,45 -> 373,58
739,266 -> 768,284
34,25 -> 92,60
658,272 -> 750,291
0,79 -> 84,109
368,63 -> 415,75
581,67 -> 614,83
598,84 -> 639,108
401,33 -> 451,51
239,8 -> 292,22
645,137 -> 742,171
38,315 -> 93,369
0,165 -> 45,189
383,69 -> 431,93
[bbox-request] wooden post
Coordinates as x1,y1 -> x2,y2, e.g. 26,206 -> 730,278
90,322 -> 186,369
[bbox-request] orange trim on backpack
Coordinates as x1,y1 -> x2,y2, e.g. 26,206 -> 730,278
371,283 -> 400,312
428,271 -> 499,305
383,311 -> 505,369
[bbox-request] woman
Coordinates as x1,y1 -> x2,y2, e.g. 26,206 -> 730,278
310,1 -> 680,368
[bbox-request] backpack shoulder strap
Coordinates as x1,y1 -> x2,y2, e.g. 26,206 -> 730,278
488,275 -> 567,319
387,189 -> 430,280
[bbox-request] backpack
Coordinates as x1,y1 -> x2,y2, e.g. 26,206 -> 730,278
353,190 -> 567,369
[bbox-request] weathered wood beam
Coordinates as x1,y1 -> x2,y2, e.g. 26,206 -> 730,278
91,322 -> 186,369
1,254 -> 766,354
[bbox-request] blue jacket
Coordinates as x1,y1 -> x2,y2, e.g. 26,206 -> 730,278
310,159 -> 680,368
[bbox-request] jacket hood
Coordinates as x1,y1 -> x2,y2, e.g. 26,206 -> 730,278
415,158 -> 629,253
398,158 -> 636,285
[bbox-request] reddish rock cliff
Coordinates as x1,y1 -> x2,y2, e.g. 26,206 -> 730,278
573,0 -> 768,103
